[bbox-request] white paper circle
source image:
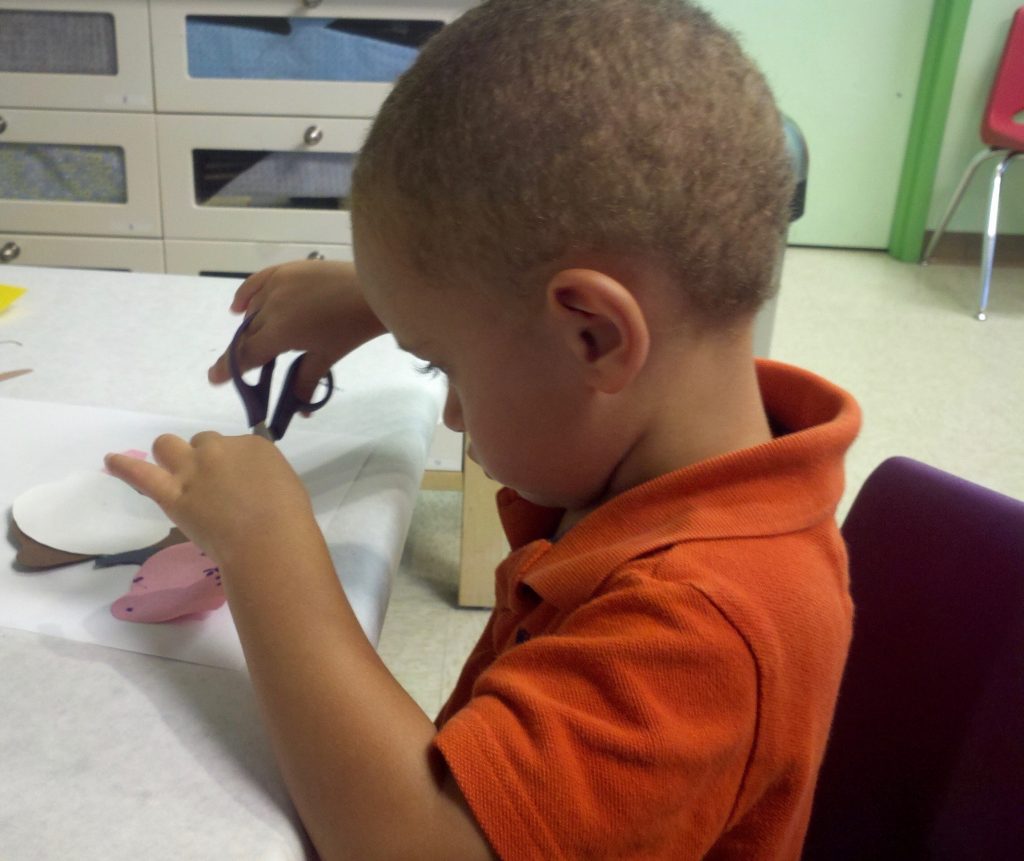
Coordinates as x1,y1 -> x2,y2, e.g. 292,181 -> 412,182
13,471 -> 171,555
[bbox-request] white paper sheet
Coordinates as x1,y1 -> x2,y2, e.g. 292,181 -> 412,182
1,398 -> 376,671
13,469 -> 172,555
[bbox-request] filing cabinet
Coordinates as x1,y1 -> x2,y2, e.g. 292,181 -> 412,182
0,234 -> 164,271
0,108 -> 161,238
0,0 -> 471,273
157,114 -> 370,246
149,1 -> 453,118
0,0 -> 154,111
164,239 -> 352,278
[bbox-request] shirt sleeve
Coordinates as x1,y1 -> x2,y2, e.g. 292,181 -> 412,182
432,576 -> 759,860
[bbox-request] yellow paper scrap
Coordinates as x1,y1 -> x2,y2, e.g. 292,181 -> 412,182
0,284 -> 27,314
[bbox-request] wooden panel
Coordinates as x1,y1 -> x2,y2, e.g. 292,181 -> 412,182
421,470 -> 463,492
457,442 -> 507,608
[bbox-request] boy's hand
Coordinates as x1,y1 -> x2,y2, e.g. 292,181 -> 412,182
208,259 -> 387,404
105,432 -> 314,569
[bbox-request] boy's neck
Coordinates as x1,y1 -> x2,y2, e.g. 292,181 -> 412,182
555,338 -> 771,539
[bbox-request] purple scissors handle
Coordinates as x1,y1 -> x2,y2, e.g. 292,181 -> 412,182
228,315 -> 333,442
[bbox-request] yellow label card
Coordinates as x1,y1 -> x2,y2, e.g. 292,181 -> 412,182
0,284 -> 27,313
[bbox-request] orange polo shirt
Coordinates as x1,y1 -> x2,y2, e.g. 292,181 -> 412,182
434,359 -> 861,860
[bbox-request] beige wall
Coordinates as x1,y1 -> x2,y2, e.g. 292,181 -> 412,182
699,0 -> 933,249
701,1 -> 1024,244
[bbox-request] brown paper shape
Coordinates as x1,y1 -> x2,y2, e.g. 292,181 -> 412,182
10,519 -> 95,569
10,516 -> 188,571
93,528 -> 189,567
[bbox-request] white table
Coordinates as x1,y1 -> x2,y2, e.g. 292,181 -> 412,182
0,266 -> 444,859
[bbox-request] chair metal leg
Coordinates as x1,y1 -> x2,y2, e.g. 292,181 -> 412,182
977,151 -> 1023,321
921,148 -> 1007,264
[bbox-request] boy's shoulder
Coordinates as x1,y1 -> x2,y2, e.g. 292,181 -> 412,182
438,364 -> 859,858
436,360 -> 860,861
491,358 -> 859,653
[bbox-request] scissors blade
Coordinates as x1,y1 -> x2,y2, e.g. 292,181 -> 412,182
0,368 -> 31,383
252,421 -> 276,442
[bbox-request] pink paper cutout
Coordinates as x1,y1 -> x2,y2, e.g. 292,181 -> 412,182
111,542 -> 226,623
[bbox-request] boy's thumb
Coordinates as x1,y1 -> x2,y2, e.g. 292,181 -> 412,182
208,352 -> 232,385
293,354 -> 334,407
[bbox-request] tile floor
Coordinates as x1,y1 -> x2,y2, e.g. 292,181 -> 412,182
377,247 -> 1024,715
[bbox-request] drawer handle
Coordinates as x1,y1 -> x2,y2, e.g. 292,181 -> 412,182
303,0 -> 323,7
0,116 -> 6,135
1,241 -> 21,263
307,251 -> 325,261
303,125 -> 323,146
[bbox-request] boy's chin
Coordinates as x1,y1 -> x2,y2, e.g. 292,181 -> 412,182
512,488 -> 562,509
511,483 -> 600,514
466,445 -> 494,480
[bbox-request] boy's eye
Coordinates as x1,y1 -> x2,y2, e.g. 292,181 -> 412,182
415,361 -> 444,378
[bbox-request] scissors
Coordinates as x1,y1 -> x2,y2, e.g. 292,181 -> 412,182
228,314 -> 333,442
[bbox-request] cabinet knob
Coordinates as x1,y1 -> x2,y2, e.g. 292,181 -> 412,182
307,251 -> 325,261
1,241 -> 21,263
0,116 -> 6,135
302,0 -> 323,8
303,125 -> 323,146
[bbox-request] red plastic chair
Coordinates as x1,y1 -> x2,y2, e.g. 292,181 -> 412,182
922,7 -> 1024,320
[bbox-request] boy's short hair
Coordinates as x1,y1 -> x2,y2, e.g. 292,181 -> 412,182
351,0 -> 794,321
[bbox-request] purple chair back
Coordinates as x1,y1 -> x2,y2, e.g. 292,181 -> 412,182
803,457 -> 1024,860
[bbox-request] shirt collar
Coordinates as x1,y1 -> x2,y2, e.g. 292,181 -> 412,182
494,359 -> 861,611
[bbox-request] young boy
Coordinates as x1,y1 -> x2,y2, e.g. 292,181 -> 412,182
107,1 -> 860,858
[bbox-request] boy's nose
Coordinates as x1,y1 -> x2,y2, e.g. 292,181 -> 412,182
443,387 -> 465,433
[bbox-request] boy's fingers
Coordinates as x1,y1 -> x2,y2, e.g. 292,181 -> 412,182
208,351 -> 233,385
151,433 -> 194,473
207,309 -> 271,384
207,339 -> 263,385
233,315 -> 275,368
230,266 -> 276,313
190,430 -> 224,448
104,452 -> 180,507
293,354 -> 335,404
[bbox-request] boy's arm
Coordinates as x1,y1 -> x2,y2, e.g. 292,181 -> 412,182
106,436 -> 495,861
223,517 -> 494,860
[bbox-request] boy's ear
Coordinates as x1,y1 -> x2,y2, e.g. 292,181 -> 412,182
546,269 -> 650,394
